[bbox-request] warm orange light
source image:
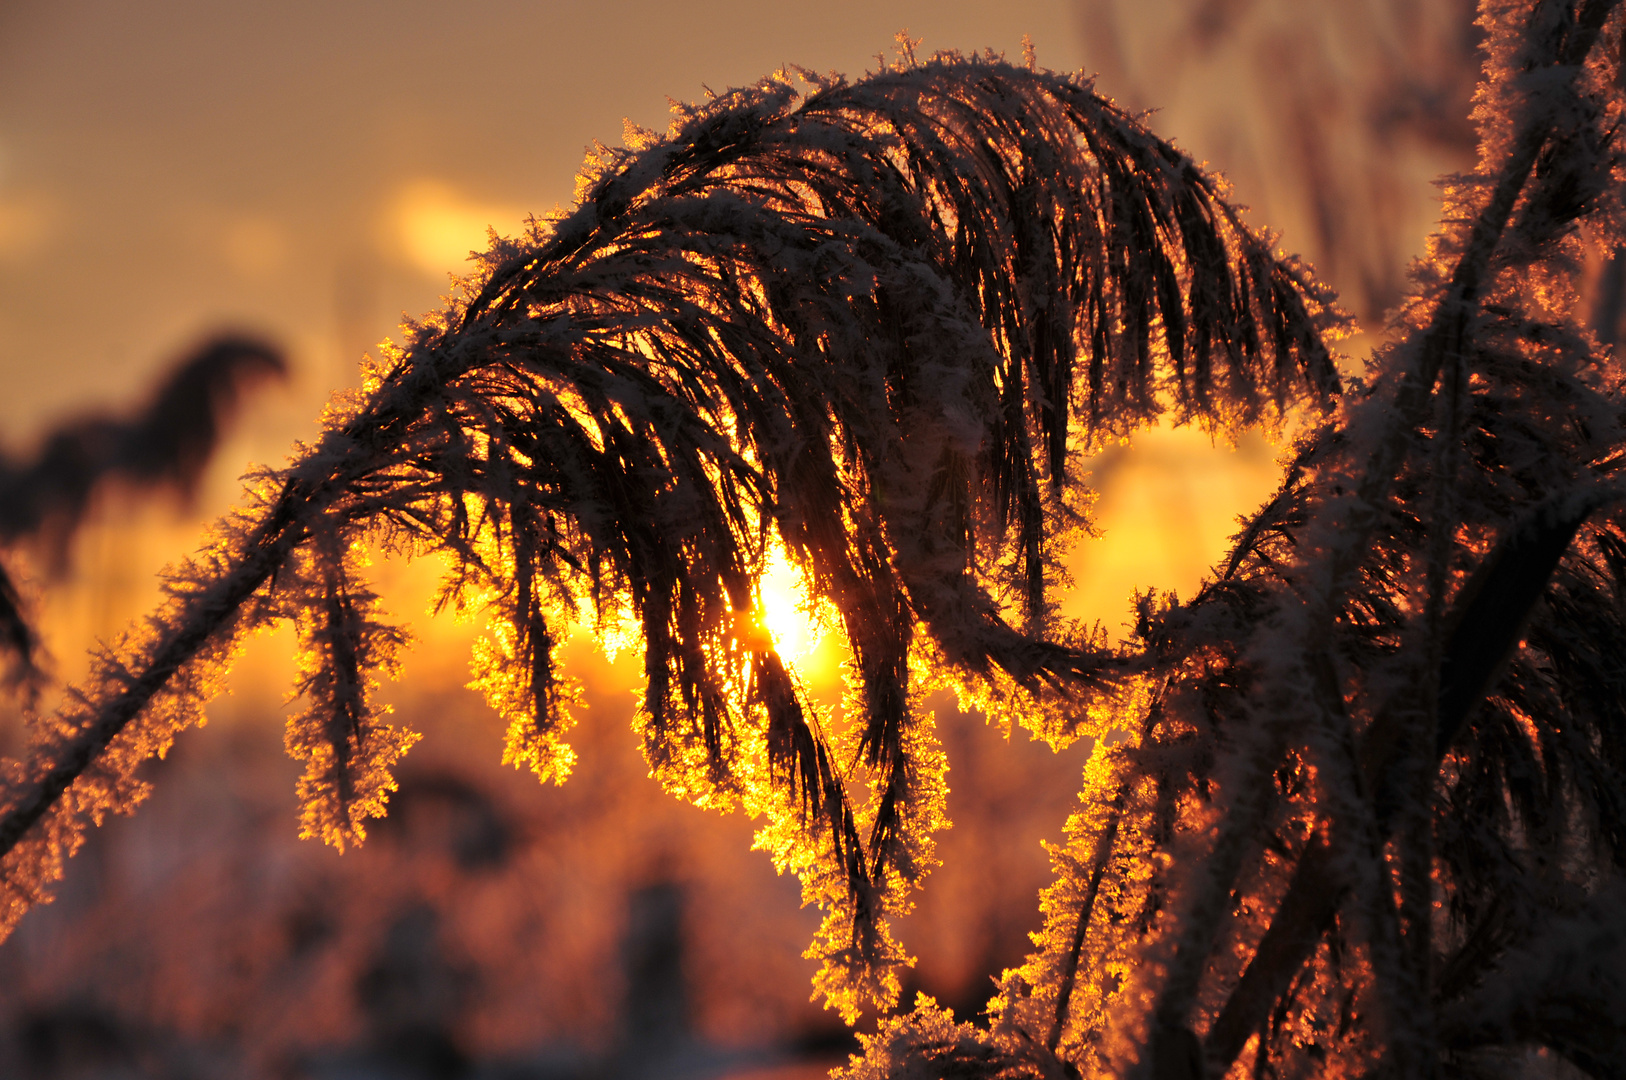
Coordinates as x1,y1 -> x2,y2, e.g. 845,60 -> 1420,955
759,545 -> 825,663
384,179 -> 527,278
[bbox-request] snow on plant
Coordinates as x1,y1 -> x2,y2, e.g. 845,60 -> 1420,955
2,3 -> 1625,1076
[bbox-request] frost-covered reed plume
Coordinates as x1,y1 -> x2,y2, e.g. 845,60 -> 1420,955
851,3 -> 1626,1078
3,1 -> 1624,1075
0,42 -> 1338,1020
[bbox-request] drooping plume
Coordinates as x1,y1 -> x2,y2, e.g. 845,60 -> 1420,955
0,50 -> 1342,1019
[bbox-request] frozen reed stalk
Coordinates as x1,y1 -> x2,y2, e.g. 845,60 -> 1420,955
7,5 -> 1625,1073
0,50 -> 1338,1024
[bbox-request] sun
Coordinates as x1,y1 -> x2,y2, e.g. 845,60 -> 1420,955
758,544 -> 826,663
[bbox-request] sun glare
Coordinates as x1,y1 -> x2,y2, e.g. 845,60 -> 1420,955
759,545 -> 825,663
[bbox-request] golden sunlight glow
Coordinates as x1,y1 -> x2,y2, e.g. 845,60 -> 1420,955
1062,422 -> 1283,639
759,545 -> 826,663
384,179 -> 527,277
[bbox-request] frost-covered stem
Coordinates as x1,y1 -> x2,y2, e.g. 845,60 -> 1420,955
1202,5 -> 1618,1070
1398,342 -> 1471,1074
1047,791 -> 1123,1053
0,478 -> 307,858
1307,648 -> 1423,1079
1321,0 -> 1613,598
1146,703 -> 1288,1062
1433,486 -> 1621,756
1203,836 -> 1342,1072
1050,684 -> 1181,1053
1190,629 -> 1399,1073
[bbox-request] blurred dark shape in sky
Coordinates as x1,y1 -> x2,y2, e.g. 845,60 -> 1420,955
374,771 -> 514,873
1077,0 -> 1480,327
353,903 -> 475,1080
0,334 -> 282,683
19,999 -> 137,1080
0,334 -> 283,548
621,882 -> 689,1064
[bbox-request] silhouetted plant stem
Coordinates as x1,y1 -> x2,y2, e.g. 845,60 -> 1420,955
0,479 -> 308,859
1192,5 -> 1622,1071
0,55 -> 1343,1022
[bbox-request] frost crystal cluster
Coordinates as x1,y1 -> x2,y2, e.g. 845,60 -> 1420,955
2,4 -> 1625,1077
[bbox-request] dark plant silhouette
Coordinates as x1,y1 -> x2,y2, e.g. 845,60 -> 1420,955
0,2 -> 1623,1076
0,44 -> 1340,1020
0,335 -> 284,683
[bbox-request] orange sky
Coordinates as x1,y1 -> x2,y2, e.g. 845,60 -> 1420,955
0,4 -> 1473,1055
0,0 -> 1458,684
0,2 -> 1081,441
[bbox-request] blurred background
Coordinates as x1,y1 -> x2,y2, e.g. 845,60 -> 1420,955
0,1 -> 1478,1077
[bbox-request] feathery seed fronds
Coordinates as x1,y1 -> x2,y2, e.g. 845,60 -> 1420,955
0,52 -> 1341,1021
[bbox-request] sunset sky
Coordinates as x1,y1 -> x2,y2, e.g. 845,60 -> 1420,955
0,1 -> 1082,438
0,0 -> 1458,670
0,4 -> 1487,1069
